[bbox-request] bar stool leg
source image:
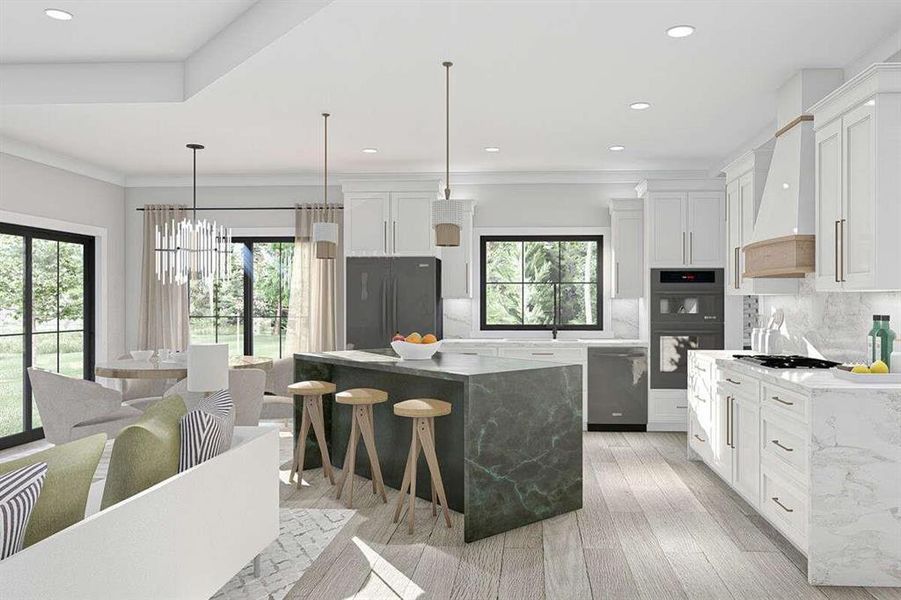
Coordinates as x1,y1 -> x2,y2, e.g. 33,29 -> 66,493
418,416 -> 452,528
357,405 -> 387,503
393,434 -> 414,524
307,396 -> 335,485
428,417 -> 437,516
291,397 -> 312,487
407,421 -> 419,534
336,410 -> 360,507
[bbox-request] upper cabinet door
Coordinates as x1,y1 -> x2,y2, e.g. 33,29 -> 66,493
686,191 -> 724,267
725,179 -> 742,293
815,119 -> 843,291
441,208 -> 473,298
390,193 -> 434,256
737,173 -> 755,291
841,103 -> 876,289
648,193 -> 687,266
345,193 -> 391,256
611,209 -> 644,298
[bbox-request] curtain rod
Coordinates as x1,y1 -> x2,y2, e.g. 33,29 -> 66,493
134,205 -> 343,212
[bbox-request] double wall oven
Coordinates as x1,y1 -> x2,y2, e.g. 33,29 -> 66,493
650,269 -> 724,389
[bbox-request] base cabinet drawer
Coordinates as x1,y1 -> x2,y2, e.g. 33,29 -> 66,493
761,466 -> 808,551
761,408 -> 808,481
498,347 -> 585,364
650,390 -> 688,421
761,383 -> 807,421
441,346 -> 498,357
689,407 -> 712,462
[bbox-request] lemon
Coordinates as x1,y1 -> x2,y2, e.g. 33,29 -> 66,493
870,360 -> 889,374
851,364 -> 871,374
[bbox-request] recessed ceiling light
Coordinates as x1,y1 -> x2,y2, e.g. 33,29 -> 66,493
44,8 -> 73,20
630,102 -> 651,110
484,147 -> 500,153
362,148 -> 378,154
666,25 -> 695,38
608,145 -> 625,152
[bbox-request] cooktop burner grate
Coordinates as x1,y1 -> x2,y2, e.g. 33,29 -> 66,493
733,354 -> 841,369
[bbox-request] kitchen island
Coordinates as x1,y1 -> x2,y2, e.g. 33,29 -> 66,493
294,350 -> 583,542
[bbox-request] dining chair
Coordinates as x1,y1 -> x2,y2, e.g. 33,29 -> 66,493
261,357 -> 294,421
27,368 -> 142,445
114,354 -> 171,402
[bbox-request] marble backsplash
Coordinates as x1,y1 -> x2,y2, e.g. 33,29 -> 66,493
442,298 -> 641,339
757,276 -> 901,363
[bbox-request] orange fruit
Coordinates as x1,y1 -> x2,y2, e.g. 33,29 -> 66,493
405,332 -> 422,344
422,334 -> 438,344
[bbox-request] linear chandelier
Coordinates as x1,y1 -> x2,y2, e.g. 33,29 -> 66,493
154,144 -> 232,285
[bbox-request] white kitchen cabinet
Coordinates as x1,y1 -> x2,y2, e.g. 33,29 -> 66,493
810,63 -> 901,292
643,184 -> 724,268
723,148 -> 797,295
732,394 -> 760,506
342,182 -> 440,257
610,199 -> 644,298
440,203 -> 473,298
710,385 -> 733,482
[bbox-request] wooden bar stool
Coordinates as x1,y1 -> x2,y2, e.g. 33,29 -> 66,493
288,380 -> 336,488
392,398 -> 452,534
335,388 -> 388,508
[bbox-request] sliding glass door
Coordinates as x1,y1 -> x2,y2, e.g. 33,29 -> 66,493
0,223 -> 95,449
189,237 -> 294,358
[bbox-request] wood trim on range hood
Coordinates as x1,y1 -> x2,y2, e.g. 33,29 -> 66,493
742,234 -> 815,278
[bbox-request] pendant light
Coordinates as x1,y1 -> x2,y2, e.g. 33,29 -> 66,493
433,61 -> 463,247
154,144 -> 232,285
313,112 -> 339,259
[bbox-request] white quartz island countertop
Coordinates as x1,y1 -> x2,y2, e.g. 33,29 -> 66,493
441,338 -> 647,348
693,350 -> 901,392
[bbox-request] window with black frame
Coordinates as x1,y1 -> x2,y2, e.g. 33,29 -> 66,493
480,235 -> 603,331
189,237 -> 294,358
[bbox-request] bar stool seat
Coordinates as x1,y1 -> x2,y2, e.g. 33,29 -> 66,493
393,398 -> 451,418
335,388 -> 388,507
393,398 -> 453,534
288,380 -> 336,396
336,388 -> 388,405
289,380 -> 336,488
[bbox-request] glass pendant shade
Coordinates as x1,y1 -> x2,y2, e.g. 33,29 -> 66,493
312,221 -> 339,259
432,198 -> 463,247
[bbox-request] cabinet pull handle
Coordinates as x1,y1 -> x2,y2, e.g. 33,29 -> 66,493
734,247 -> 740,289
771,396 -> 794,406
462,352 -> 478,355
694,394 -> 706,402
465,262 -> 469,294
772,440 -> 794,452
676,405 -> 687,409
696,365 -> 706,372
615,261 -> 620,294
726,378 -> 741,385
771,497 -> 794,513
384,221 -> 388,253
834,220 -> 840,283
693,434 -> 706,443
840,218 -> 846,282
393,221 -> 397,251
682,232 -> 686,263
689,232 -> 693,264
531,352 -> 554,356
725,395 -> 732,448
729,395 -> 735,449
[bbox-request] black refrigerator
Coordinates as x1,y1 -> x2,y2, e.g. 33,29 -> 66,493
346,257 -> 443,350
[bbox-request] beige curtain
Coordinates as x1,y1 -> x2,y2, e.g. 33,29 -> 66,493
137,205 -> 190,351
286,204 -> 342,353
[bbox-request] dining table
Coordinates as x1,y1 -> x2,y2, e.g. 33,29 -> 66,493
94,355 -> 273,380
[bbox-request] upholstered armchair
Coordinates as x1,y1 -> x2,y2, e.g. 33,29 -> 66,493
27,368 -> 142,445
261,357 -> 294,420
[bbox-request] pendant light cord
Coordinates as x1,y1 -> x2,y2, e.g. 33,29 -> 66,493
443,61 -> 452,201
323,112 -> 329,206
186,143 -> 204,220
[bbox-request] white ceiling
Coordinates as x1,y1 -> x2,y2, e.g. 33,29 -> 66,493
1,0 -> 900,180
0,0 -> 256,62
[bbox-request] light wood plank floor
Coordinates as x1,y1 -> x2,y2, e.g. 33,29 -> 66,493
283,432 -> 901,600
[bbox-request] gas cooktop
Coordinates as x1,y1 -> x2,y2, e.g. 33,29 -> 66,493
733,354 -> 841,369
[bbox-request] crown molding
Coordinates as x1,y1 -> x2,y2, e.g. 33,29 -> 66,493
0,136 -> 126,186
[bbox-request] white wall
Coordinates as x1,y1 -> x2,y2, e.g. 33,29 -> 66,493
124,184 -> 342,350
0,153 -> 126,362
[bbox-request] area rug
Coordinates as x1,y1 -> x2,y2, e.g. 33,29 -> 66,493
212,507 -> 354,600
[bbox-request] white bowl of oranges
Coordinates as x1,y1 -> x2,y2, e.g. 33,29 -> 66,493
390,332 -> 441,360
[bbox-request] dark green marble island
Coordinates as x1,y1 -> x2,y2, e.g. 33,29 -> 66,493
294,349 -> 582,542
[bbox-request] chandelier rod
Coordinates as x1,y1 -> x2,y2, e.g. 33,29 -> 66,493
443,61 -> 452,201
186,143 -> 204,221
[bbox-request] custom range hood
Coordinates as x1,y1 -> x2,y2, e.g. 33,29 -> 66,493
743,69 -> 843,278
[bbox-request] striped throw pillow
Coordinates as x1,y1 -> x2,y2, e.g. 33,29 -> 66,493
0,462 -> 48,559
178,389 -> 234,472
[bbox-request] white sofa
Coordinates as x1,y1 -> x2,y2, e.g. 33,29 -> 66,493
0,426 -> 280,600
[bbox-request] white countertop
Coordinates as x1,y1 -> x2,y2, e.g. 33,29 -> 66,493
690,350 -> 901,392
441,338 -> 647,348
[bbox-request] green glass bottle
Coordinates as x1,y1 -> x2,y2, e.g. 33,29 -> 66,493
868,314 -> 881,363
876,315 -> 895,366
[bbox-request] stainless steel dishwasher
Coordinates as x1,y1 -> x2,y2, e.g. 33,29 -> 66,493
587,347 -> 648,431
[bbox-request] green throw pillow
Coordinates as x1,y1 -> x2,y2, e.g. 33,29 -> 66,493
0,433 -> 106,547
100,395 -> 187,510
